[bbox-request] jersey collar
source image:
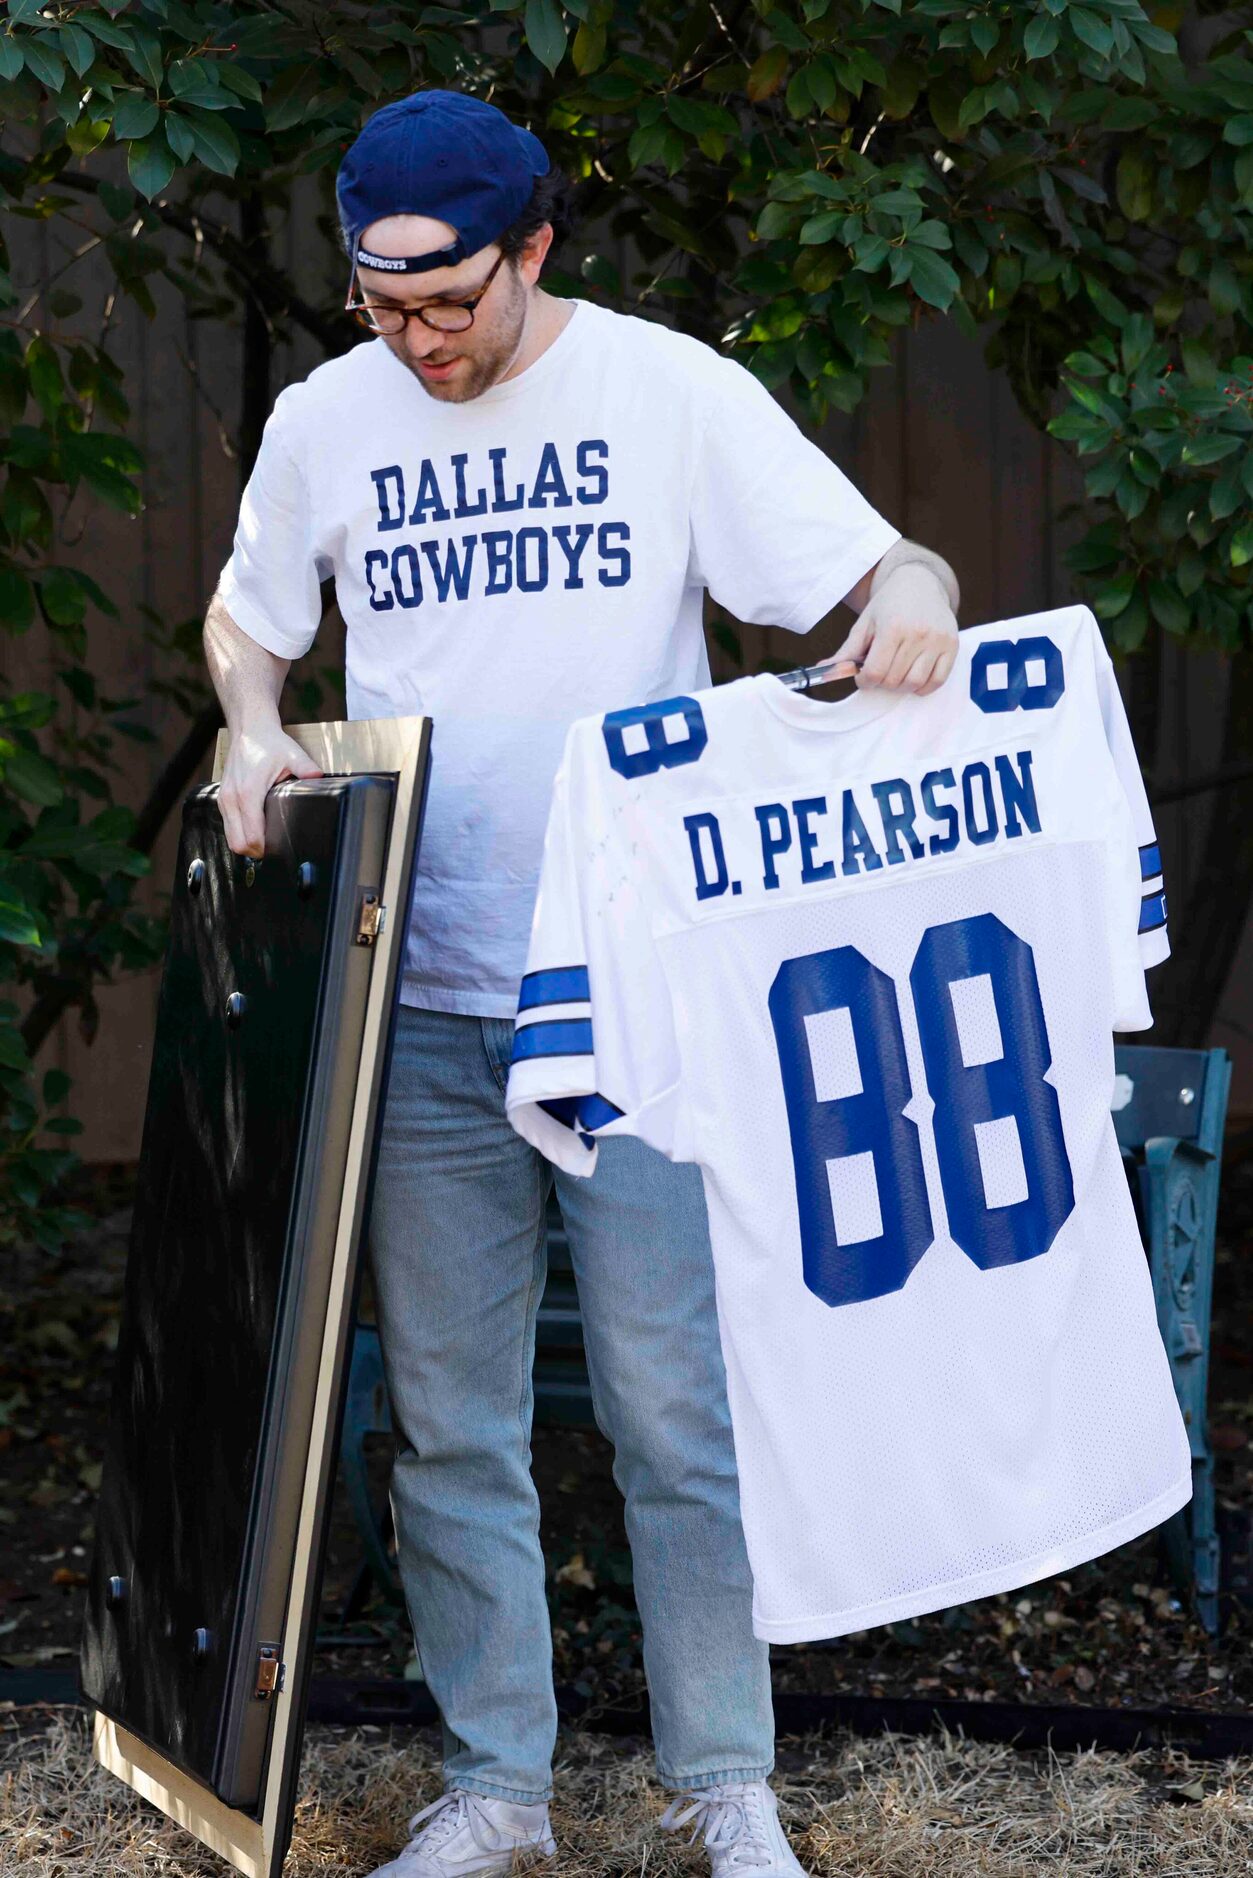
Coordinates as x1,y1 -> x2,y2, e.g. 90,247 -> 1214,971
755,671 -> 907,733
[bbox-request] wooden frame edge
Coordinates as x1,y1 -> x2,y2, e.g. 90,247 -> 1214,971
93,1713 -> 265,1876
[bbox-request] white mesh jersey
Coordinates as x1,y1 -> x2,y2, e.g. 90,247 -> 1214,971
505,605 -> 1192,1643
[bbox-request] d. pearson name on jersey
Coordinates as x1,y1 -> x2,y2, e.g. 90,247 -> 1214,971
682,748 -> 1041,907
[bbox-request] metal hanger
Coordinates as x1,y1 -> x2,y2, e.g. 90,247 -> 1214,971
773,654 -> 864,693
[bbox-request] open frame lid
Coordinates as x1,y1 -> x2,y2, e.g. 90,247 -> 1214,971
90,714 -> 430,1878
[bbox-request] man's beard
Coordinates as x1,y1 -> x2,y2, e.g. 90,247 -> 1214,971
404,284 -> 527,403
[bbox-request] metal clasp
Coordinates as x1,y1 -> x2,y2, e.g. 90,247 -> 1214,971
254,1644 -> 284,1700
355,891 -> 386,947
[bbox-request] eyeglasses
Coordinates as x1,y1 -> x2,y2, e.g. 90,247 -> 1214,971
345,251 -> 507,335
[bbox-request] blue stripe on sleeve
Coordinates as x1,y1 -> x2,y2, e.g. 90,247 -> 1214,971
1139,842 -> 1162,881
576,1093 -> 625,1132
538,1092 -> 625,1149
1138,889 -> 1168,934
511,1018 -> 594,1064
518,965 -> 591,1011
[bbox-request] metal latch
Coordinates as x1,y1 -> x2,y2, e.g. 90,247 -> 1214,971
355,891 -> 387,947
254,1644 -> 284,1700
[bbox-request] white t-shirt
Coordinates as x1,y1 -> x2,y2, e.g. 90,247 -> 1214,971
505,605 -> 1191,1642
217,298 -> 901,1014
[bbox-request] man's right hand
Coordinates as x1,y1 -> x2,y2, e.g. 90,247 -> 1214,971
216,724 -> 325,857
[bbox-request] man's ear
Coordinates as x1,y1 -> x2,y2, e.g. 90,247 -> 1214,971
517,222 -> 554,286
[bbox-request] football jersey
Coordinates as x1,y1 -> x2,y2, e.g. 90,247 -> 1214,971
505,605 -> 1192,1643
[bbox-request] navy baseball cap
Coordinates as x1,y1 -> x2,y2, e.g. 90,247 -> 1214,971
337,89 -> 551,278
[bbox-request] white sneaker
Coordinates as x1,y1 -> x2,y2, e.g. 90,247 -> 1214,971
366,1789 -> 557,1878
659,1780 -> 810,1877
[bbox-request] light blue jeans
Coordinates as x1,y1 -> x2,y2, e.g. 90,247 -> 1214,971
368,1005 -> 774,1801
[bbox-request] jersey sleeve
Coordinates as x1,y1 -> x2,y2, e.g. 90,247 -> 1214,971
1091,624 -> 1169,1030
687,359 -> 901,633
216,386 -> 329,661
504,728 -> 690,1177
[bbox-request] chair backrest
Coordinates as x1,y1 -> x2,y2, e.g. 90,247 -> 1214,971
1112,1046 -> 1224,1158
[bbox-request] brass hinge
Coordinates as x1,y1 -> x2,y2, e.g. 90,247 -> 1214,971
355,891 -> 387,947
254,1645 -> 284,1700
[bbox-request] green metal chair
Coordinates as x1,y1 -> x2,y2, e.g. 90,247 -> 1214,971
1112,1044 -> 1231,1635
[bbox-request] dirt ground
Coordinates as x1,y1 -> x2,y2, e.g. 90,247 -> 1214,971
2,1157 -> 1250,1716
2,1705 -> 1252,1878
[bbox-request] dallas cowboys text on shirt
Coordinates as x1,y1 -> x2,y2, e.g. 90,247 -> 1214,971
362,439 -> 632,610
683,749 -> 1040,903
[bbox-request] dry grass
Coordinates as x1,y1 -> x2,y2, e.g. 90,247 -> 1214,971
1,1706 -> 1251,1878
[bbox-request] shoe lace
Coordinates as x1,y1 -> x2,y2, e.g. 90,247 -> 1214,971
659,1784 -> 773,1868
405,1790 -> 514,1858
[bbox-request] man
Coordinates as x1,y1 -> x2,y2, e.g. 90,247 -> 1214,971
205,88 -> 961,1878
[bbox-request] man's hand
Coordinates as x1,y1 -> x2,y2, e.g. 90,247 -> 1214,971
217,723 -> 324,858
824,559 -> 960,696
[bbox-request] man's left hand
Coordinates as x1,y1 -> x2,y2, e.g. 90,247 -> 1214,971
823,562 -> 960,696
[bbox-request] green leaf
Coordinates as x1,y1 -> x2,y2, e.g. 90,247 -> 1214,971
1210,454 -> 1245,520
747,46 -> 788,101
1085,276 -> 1128,326
799,211 -> 843,246
1235,146 -> 1253,205
571,20 -> 605,73
1064,376 -> 1123,425
1116,149 -> 1153,222
753,200 -> 796,241
1107,593 -> 1148,652
76,11 -> 135,51
1024,16 -> 1059,59
1229,519 -> 1253,567
264,63 -> 323,134
43,1068 -> 71,1104
871,188 -> 925,215
38,567 -> 86,626
903,245 -> 960,309
164,113 -> 196,162
1222,115 -> 1253,146
66,117 -> 110,157
1069,8 -> 1113,56
971,17 -> 1000,57
1093,571 -> 1137,619
0,1026 -> 32,1072
0,569 -> 35,632
99,181 -> 136,221
126,132 -> 176,201
1120,313 -> 1153,375
1181,432 -> 1241,466
1180,335 -> 1217,388
184,107 -> 241,175
785,67 -> 813,119
215,62 -> 263,104
851,232 -> 891,273
22,37 -> 66,91
1147,578 -> 1189,635
2,745 -> 63,808
1207,261 -> 1241,318
25,337 -> 64,419
58,22 -> 96,76
112,92 -> 160,140
0,38 -> 25,81
525,0 -> 567,74
122,20 -> 164,90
